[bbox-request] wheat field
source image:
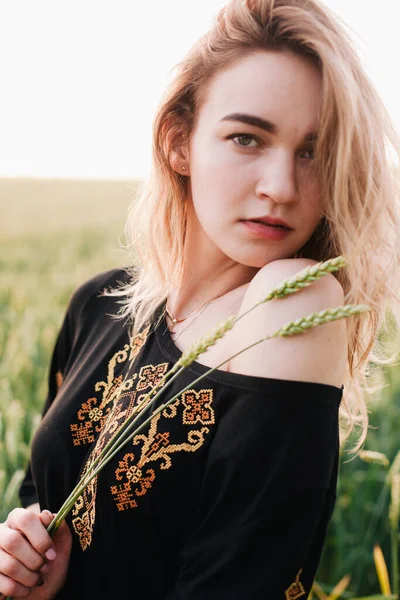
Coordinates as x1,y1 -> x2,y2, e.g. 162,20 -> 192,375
0,178 -> 135,514
1,177 -> 400,597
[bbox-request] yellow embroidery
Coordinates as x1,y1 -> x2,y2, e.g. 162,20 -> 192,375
71,377 -> 215,550
136,363 -> 170,392
110,389 -> 215,512
70,350 -> 170,549
182,389 -> 215,425
285,569 -> 306,600
69,325 -> 150,446
113,454 -> 156,509
71,391 -> 138,550
70,312 -> 217,551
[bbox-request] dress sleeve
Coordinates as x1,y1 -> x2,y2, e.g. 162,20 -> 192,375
18,298 -> 75,509
165,381 -> 342,600
17,267 -> 130,509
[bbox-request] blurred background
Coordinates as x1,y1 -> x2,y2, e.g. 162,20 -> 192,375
1,1 -> 400,597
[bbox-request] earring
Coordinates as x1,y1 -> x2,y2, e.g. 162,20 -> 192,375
181,166 -> 186,171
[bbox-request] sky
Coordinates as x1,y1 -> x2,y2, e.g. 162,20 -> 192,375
0,0 -> 399,180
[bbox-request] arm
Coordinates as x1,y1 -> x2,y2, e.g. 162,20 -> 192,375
0,297 -> 76,598
2,269 -> 125,598
165,259 -> 346,599
228,257 -> 348,389
1,321 -> 73,598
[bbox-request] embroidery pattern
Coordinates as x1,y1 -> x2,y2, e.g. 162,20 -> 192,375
69,316 -> 217,551
72,375 -> 215,550
181,389 -> 215,425
110,389 -> 215,511
71,390 -> 138,550
70,325 -> 152,551
69,325 -> 150,446
285,569 -> 306,599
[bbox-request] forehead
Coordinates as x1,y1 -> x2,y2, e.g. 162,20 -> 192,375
195,50 -> 322,136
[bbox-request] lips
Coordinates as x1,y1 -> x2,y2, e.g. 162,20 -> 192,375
245,216 -> 293,230
240,220 -> 292,240
250,220 -> 288,229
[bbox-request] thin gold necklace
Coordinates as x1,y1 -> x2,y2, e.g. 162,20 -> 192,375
165,290 -> 227,341
166,304 -> 209,342
165,297 -> 215,325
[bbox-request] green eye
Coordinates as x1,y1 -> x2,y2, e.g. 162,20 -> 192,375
228,134 -> 259,148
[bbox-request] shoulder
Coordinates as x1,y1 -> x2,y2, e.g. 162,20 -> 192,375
251,258 -> 345,302
67,267 -> 132,321
228,258 -> 347,389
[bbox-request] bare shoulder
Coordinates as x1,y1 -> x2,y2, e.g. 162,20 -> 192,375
227,258 -> 348,389
252,257 -> 345,294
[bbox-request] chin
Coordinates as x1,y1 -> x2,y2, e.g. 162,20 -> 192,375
226,251 -> 284,269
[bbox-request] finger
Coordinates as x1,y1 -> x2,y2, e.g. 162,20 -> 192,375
0,571 -> 31,598
38,510 -> 55,530
0,548 -> 41,589
51,520 -> 72,556
0,528 -> 47,573
6,509 -> 55,560
39,561 -> 50,575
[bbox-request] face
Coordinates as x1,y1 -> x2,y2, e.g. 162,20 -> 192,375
182,49 -> 323,268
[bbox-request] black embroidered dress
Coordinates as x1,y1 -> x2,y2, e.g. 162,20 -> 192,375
19,268 -> 343,599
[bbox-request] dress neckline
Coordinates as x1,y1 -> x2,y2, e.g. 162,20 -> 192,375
154,301 -> 344,397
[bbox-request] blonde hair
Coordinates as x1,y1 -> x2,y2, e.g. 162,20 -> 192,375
105,0 -> 400,456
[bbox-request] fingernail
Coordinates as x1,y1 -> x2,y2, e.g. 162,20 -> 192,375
37,576 -> 44,587
45,548 -> 56,560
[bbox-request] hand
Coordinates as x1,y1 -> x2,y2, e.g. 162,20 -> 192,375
0,508 -> 72,599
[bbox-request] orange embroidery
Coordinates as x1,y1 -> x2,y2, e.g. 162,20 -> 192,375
71,357 -> 169,549
113,453 -> 156,509
72,390 -> 140,549
69,325 -> 150,446
70,391 -> 118,446
181,389 -> 215,425
285,569 -> 306,599
70,325 -> 152,551
110,389 -> 215,512
137,363 -> 170,392
70,317 -> 217,550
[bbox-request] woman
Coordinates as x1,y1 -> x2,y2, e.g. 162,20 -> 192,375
1,0 -> 400,598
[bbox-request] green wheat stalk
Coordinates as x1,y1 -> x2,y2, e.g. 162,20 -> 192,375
50,255 -> 351,527
48,256 -> 350,529
54,301 -> 367,535
6,255 -> 370,599
51,256 -> 367,530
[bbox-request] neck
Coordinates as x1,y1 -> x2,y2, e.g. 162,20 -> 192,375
167,204 -> 259,320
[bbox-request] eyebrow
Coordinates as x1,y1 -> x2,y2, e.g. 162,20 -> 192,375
220,112 -> 318,142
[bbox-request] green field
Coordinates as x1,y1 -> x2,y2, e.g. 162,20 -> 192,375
0,177 -> 135,514
1,177 -> 400,597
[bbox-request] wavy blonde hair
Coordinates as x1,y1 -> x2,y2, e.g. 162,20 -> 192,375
104,0 -> 400,455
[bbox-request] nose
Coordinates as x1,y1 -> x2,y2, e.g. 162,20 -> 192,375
255,150 -> 297,204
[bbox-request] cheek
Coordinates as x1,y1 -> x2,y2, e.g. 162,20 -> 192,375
300,167 -> 321,198
299,174 -> 322,218
190,166 -> 244,224
191,136 -> 248,193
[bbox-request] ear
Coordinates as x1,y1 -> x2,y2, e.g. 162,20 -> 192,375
162,117 -> 191,176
